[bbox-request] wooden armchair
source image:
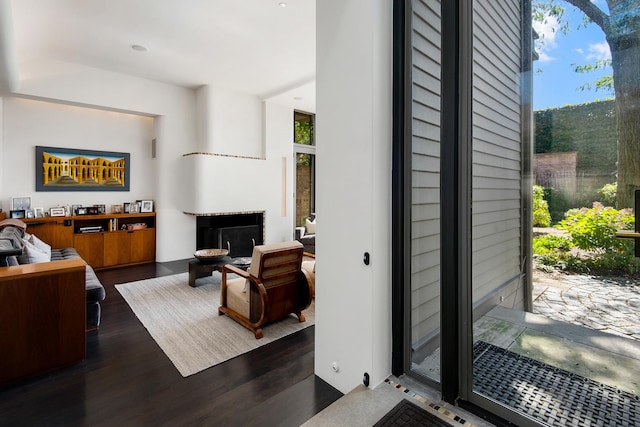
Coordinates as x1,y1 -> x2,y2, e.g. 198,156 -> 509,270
218,241 -> 312,339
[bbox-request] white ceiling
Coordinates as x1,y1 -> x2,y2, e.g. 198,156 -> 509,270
9,0 -> 316,108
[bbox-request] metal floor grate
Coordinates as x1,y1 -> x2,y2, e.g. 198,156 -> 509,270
473,341 -> 640,426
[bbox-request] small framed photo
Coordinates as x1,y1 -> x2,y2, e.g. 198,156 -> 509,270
10,210 -> 25,219
11,196 -> 31,211
140,200 -> 154,213
94,204 -> 106,214
129,202 -> 140,213
123,202 -> 131,213
50,207 -> 66,217
111,204 -> 123,214
26,209 -> 35,219
34,207 -> 44,218
72,204 -> 81,216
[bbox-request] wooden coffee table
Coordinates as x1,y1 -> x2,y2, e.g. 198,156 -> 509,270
188,256 -> 252,287
188,257 -> 232,287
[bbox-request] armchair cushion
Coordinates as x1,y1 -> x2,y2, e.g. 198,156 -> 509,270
226,276 -> 250,318
301,260 -> 315,298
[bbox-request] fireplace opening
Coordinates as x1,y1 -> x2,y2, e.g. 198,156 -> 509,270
196,212 -> 264,257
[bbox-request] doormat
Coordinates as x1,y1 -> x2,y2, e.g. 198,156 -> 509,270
374,399 -> 454,427
474,341 -> 640,426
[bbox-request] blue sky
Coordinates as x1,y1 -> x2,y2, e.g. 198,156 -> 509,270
532,1 -> 613,110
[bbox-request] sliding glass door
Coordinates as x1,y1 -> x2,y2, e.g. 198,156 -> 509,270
397,0 -> 640,425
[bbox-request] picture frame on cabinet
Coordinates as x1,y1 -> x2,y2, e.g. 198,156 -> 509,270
9,210 -> 25,219
140,200 -> 154,213
50,207 -> 66,217
11,196 -> 31,211
34,207 -> 44,218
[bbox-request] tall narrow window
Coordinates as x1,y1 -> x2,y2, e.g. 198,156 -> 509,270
294,111 -> 316,228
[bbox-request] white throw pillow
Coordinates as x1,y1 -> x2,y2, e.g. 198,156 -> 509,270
28,234 -> 52,259
18,240 -> 51,264
305,217 -> 316,235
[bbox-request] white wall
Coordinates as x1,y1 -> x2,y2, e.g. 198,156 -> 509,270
182,99 -> 296,244
196,85 -> 264,158
1,58 -> 299,259
315,0 -> 392,393
0,98 -> 3,207
1,97 -> 154,213
12,58 -> 197,262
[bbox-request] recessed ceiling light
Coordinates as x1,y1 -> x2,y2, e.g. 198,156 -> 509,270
131,44 -> 148,52
278,2 -> 287,7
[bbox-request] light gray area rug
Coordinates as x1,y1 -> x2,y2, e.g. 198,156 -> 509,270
115,272 -> 315,377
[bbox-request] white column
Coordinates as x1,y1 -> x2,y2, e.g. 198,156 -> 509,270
315,0 -> 392,393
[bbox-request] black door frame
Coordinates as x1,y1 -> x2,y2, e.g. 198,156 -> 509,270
390,0 -> 473,403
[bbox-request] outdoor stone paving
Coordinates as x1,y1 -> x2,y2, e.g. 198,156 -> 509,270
533,272 -> 640,342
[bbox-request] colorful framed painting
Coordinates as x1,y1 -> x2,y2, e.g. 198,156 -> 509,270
35,146 -> 130,192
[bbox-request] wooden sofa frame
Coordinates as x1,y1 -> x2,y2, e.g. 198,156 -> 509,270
0,258 -> 86,384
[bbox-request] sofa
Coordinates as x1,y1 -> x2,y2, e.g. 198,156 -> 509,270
52,248 -> 106,331
295,214 -> 316,254
1,217 -> 91,384
0,219 -> 106,331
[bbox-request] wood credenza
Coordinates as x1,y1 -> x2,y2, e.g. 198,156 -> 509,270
22,213 -> 156,269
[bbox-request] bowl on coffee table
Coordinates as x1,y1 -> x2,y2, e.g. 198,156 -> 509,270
193,248 -> 229,264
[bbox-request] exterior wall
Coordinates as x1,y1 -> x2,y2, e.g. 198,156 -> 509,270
471,1 -> 523,306
411,0 -> 523,350
410,0 -> 442,348
535,151 -> 578,193
411,0 -> 524,353
534,100 -> 616,175
295,163 -> 313,227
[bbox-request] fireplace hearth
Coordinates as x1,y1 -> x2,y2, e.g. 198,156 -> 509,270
196,212 -> 264,257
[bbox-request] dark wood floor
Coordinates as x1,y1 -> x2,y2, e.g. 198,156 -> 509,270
0,260 -> 342,427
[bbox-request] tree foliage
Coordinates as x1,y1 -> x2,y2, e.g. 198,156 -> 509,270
294,121 -> 313,146
533,0 -> 640,208
573,60 -> 615,93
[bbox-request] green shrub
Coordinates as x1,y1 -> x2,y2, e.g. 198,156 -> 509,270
557,202 -> 634,253
533,185 -> 551,227
532,234 -> 573,268
544,187 -> 572,224
598,182 -> 617,207
533,202 -> 640,276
